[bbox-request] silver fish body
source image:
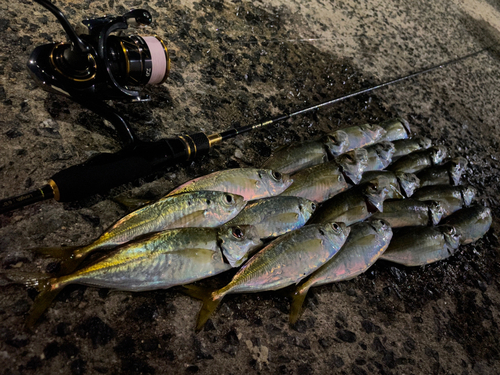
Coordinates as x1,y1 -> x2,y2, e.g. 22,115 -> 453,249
360,170 -> 419,198
304,220 -> 392,286
441,205 -> 492,245
364,141 -> 395,171
378,118 -> 411,142
392,137 -> 432,160
335,148 -> 369,184
371,199 -> 444,227
412,185 -> 476,216
223,196 -> 317,265
51,226 -> 263,292
417,157 -> 468,187
214,222 -> 350,295
261,140 -> 328,174
324,124 -> 386,156
289,219 -> 391,324
388,146 -> 447,174
72,191 -> 247,261
311,177 -> 391,226
380,225 -> 461,266
167,168 -> 293,200
280,161 -> 349,203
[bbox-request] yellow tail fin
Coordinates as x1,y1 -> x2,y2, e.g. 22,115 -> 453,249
30,246 -> 86,276
289,284 -> 311,325
25,279 -> 62,329
182,285 -> 224,332
0,269 -> 63,329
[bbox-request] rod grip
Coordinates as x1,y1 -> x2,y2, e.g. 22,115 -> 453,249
51,133 -> 211,202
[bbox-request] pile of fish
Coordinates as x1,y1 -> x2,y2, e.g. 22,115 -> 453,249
8,118 -> 492,330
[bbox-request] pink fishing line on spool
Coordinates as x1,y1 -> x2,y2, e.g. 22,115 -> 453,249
143,36 -> 169,84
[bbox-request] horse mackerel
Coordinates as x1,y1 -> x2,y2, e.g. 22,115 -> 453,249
190,222 -> 350,330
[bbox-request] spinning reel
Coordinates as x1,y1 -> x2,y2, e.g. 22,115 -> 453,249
28,0 -> 171,144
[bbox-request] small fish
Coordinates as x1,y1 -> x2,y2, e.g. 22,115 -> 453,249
364,141 -> 395,171
335,148 -> 369,184
37,191 -> 247,275
290,220 -> 392,324
417,157 -> 468,187
167,168 -> 293,200
380,225 -> 461,266
392,137 -> 432,160
310,176 -> 391,226
441,205 -> 492,244
324,124 -> 386,156
371,199 -> 444,227
388,146 -> 447,174
378,118 -> 411,142
187,222 -> 350,331
279,161 -> 349,203
223,196 -> 317,265
412,185 -> 476,216
24,225 -> 263,327
261,140 -> 328,174
361,170 -> 420,198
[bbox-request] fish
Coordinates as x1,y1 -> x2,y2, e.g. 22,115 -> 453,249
324,124 -> 386,156
360,170 -> 420,198
310,176 -> 391,226
279,161 -> 349,203
37,191 -> 247,275
371,199 -> 445,227
23,225 -> 263,327
380,225 -> 461,266
289,219 -> 392,324
392,137 -> 432,160
388,146 -> 447,174
187,222 -> 350,331
166,168 -> 293,200
364,141 -> 395,171
222,196 -> 317,265
335,148 -> 369,184
441,205 -> 492,244
378,118 -> 411,142
411,185 -> 476,216
417,157 -> 468,187
261,140 -> 328,174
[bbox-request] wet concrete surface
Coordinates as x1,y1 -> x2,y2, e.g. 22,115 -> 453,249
1,0 -> 500,374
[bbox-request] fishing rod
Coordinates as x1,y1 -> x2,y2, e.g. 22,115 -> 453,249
0,45 -> 492,214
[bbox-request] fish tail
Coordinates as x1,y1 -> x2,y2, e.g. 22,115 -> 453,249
0,269 -> 64,329
25,279 -> 64,329
57,256 -> 85,276
32,246 -> 87,276
0,269 -> 50,289
182,285 -> 224,332
289,284 -> 311,325
32,246 -> 80,259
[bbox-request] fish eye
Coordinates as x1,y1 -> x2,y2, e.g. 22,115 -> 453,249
311,203 -> 316,210
225,195 -> 233,203
272,171 -> 282,180
331,223 -> 341,231
232,227 -> 244,238
206,199 -> 211,205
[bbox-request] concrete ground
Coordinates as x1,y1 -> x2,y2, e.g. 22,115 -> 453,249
1,0 -> 500,374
